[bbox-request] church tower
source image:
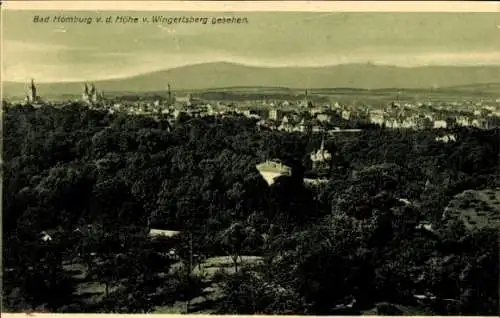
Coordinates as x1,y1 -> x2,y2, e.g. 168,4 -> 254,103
90,83 -> 98,103
26,79 -> 38,103
310,134 -> 331,171
301,88 -> 313,108
167,83 -> 175,105
82,83 -> 102,105
82,83 -> 90,102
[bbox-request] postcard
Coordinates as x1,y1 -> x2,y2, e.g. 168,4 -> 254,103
1,1 -> 499,317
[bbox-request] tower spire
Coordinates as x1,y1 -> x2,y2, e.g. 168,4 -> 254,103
167,83 -> 175,105
27,78 -> 37,102
90,83 -> 98,103
303,87 -> 312,107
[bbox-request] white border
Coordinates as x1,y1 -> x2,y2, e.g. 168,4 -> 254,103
1,1 -> 498,318
0,315 -> 491,318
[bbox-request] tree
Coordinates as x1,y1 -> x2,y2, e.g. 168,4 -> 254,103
2,236 -> 77,312
214,269 -> 305,314
217,222 -> 261,272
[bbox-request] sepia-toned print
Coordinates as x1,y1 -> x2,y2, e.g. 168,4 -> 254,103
2,1 -> 499,315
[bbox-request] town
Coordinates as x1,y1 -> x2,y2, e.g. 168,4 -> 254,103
13,79 -> 500,132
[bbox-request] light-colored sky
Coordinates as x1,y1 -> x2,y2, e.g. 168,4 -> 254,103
3,11 -> 500,83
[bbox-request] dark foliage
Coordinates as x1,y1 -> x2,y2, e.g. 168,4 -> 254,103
3,104 -> 499,314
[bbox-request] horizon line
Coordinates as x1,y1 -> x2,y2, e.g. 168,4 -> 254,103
3,83 -> 500,98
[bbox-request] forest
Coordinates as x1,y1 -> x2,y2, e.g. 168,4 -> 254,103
2,102 -> 499,315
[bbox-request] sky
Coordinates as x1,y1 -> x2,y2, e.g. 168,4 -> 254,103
3,11 -> 500,83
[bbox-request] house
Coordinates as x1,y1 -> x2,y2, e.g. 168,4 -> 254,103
433,120 -> 447,129
435,134 -> 457,143
149,229 -> 181,238
370,113 -> 385,126
40,231 -> 52,242
316,113 -> 331,123
175,95 -> 192,106
255,160 -> 292,186
397,198 -> 412,206
269,109 -> 285,121
341,110 -> 351,120
38,228 -> 65,242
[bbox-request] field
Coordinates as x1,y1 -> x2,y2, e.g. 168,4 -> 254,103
62,255 -> 263,313
443,188 -> 500,229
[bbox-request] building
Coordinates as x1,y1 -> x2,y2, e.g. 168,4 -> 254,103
176,94 -> 205,107
25,79 -> 40,104
455,116 -> 471,127
435,134 -> 457,143
277,115 -> 293,131
149,229 -> 181,239
82,84 -> 90,102
310,137 -> 332,171
82,83 -> 103,104
370,112 -> 386,126
341,110 -> 351,120
316,113 -> 331,123
269,109 -> 285,121
299,89 -> 314,108
433,120 -> 447,129
39,231 -> 52,242
162,83 -> 176,106
471,118 -> 488,129
255,160 -> 292,186
416,116 -> 433,129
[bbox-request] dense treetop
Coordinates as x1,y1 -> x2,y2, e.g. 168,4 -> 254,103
3,103 -> 499,314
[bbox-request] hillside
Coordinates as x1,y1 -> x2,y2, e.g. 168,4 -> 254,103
3,62 -> 500,98
443,188 -> 500,230
441,82 -> 500,95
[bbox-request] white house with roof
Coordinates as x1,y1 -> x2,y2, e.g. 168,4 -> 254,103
40,231 -> 53,242
370,112 -> 386,126
435,134 -> 457,143
255,160 -> 292,186
149,229 -> 181,238
433,120 -> 447,129
316,113 -> 331,123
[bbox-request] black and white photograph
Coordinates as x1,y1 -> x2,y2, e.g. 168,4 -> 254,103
1,1 -> 499,315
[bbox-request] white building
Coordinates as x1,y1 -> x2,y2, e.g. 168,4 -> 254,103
269,109 -> 285,121
341,110 -> 351,120
435,134 -> 457,143
255,160 -> 292,186
433,120 -> 447,129
316,113 -> 331,123
310,137 -> 332,170
148,229 -> 181,238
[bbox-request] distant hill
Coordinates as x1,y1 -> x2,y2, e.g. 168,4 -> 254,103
441,82 -> 500,95
3,62 -> 500,98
